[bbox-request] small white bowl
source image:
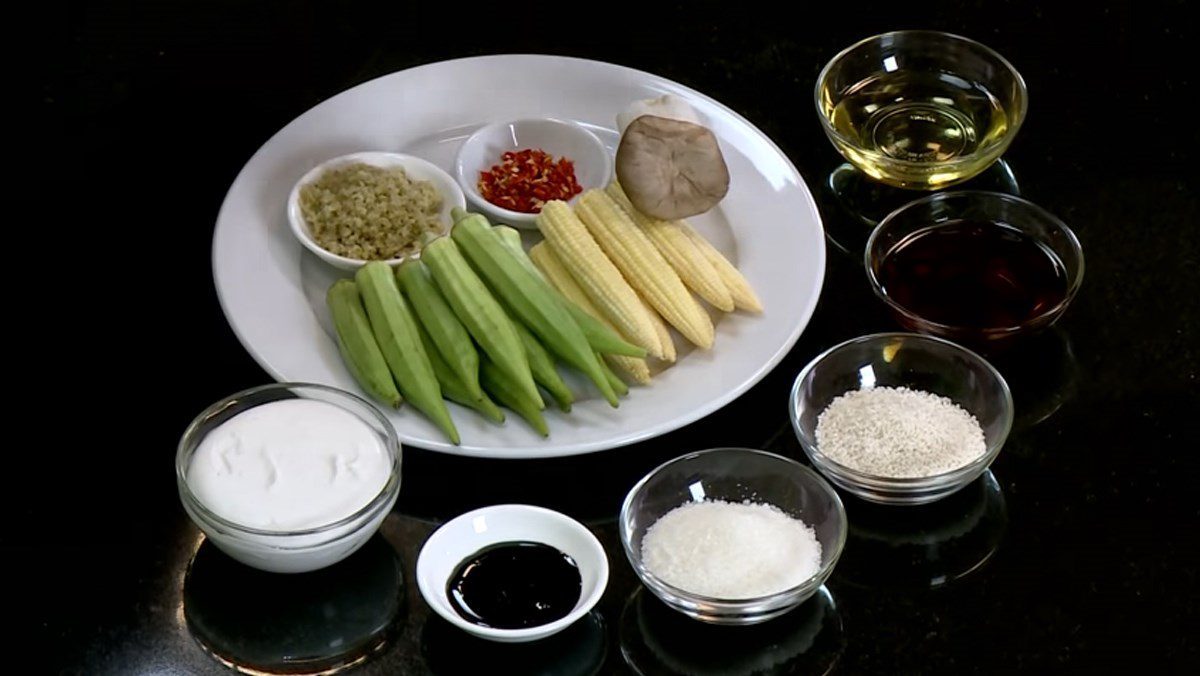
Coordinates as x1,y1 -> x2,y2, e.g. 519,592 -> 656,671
287,151 -> 466,270
454,118 -> 612,229
416,504 -> 609,643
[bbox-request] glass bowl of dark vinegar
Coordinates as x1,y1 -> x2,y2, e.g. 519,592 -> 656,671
866,191 -> 1083,347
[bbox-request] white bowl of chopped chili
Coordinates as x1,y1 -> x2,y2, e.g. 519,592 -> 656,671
287,151 -> 466,270
455,118 -> 613,229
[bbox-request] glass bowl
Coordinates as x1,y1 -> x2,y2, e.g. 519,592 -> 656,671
619,448 -> 846,625
177,383 -> 402,573
815,30 -> 1027,190
789,333 -> 1013,505
866,191 -> 1084,347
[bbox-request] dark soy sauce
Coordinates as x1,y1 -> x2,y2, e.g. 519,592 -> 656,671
878,219 -> 1068,329
447,541 -> 582,629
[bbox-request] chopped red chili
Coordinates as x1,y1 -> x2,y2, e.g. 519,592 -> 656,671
477,148 -> 584,214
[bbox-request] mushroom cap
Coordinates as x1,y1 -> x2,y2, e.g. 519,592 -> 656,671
615,115 -> 730,220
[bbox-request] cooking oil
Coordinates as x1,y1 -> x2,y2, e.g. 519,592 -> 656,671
823,71 -> 1011,189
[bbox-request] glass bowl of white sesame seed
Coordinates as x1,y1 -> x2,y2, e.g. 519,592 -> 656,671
789,333 -> 1013,505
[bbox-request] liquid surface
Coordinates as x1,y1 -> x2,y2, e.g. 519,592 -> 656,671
825,71 -> 1010,187
447,542 -> 582,629
878,219 -> 1068,329
187,399 -> 390,530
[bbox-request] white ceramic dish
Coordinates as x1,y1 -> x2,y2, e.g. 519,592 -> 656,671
454,118 -> 612,229
212,55 -> 826,458
286,151 -> 465,270
415,504 -> 608,643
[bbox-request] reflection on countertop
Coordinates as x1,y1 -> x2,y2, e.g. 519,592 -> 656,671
182,534 -> 406,674
984,327 -> 1079,432
834,470 -> 1007,590
619,585 -> 844,675
821,159 -> 1020,259
420,609 -> 608,675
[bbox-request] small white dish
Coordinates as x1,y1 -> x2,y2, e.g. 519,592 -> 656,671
287,151 -> 465,270
416,504 -> 609,643
454,118 -> 613,229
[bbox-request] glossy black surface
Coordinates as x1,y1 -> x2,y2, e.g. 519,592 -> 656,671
33,1 -> 1197,673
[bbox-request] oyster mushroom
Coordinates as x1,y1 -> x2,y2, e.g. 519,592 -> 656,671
615,99 -> 730,220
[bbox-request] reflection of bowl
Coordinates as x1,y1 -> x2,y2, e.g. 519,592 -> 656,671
287,151 -> 465,270
183,534 -> 405,673
176,383 -> 402,573
815,30 -> 1027,190
866,191 -> 1084,346
820,159 -> 1020,259
619,586 -> 844,676
415,504 -> 608,643
790,333 -> 1013,505
421,611 -> 608,676
454,118 -> 612,229
835,470 -> 1008,589
619,448 -> 846,625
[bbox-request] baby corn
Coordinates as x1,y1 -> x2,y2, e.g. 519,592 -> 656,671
537,201 -> 664,359
529,242 -> 652,384
638,293 -> 676,363
680,222 -> 763,313
575,190 -> 714,349
606,182 -> 734,312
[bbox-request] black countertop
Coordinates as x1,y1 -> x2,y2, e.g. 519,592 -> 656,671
33,1 -> 1197,673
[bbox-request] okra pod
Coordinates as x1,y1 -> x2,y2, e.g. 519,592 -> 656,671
355,262 -> 460,444
453,215 -> 619,407
421,235 -> 544,410
513,320 -> 573,412
481,355 -> 549,437
396,259 -> 482,401
414,317 -> 504,424
326,279 -> 403,408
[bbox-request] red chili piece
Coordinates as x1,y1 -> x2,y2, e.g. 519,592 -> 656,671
477,149 -> 584,214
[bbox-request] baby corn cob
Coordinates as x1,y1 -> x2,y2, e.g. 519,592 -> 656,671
679,222 -> 763,313
537,200 -> 664,359
606,181 -> 735,312
529,242 -> 652,384
638,294 -> 676,363
575,190 -> 715,349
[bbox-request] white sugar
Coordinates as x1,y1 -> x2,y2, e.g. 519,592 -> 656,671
640,500 -> 823,599
815,386 -> 986,478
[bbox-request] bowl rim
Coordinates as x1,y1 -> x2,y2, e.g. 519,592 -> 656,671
176,382 -> 402,542
414,503 -> 610,641
788,332 -> 1014,487
812,29 -> 1029,169
863,190 -> 1086,337
453,117 -> 612,224
618,447 -> 848,606
286,150 -> 465,268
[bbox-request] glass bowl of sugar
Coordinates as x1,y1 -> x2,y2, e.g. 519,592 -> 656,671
619,448 -> 847,625
790,332 -> 1013,506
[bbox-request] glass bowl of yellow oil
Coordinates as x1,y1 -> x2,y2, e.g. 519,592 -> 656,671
815,30 -> 1027,190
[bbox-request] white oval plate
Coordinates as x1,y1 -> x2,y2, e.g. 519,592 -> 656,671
212,55 -> 825,459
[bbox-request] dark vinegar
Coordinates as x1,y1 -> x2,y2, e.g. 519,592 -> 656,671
447,541 -> 581,630
878,220 -> 1068,329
